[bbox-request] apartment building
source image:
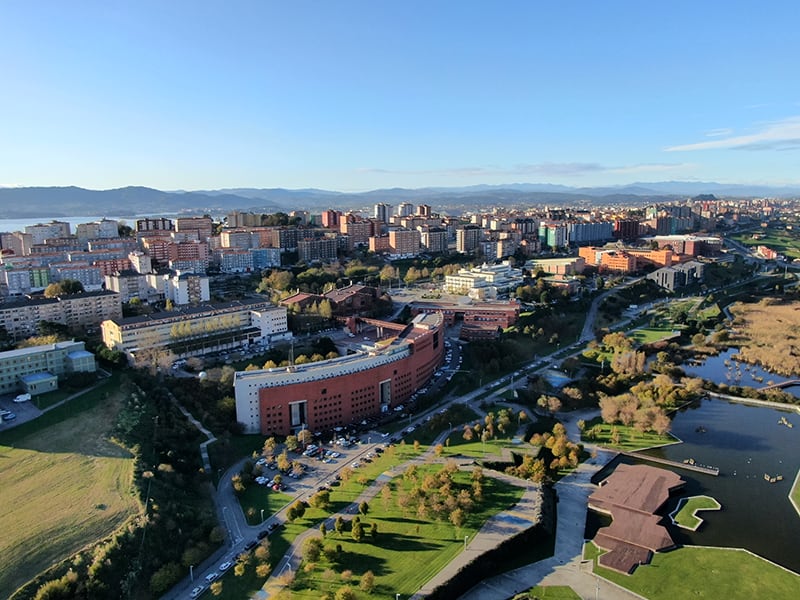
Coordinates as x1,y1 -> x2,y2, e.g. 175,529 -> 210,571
101,300 -> 290,362
0,290 -> 122,340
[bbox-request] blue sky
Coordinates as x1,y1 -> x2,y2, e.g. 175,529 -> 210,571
1,1 -> 799,191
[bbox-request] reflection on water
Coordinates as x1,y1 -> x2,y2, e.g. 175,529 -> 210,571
682,347 -> 797,391
600,398 -> 800,573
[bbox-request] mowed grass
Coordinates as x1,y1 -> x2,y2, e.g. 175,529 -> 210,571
586,542 -> 800,600
672,495 -> 721,530
581,417 -> 677,451
513,586 -> 581,600
0,386 -> 140,597
287,468 -> 525,599
629,327 -> 679,345
790,471 -> 800,514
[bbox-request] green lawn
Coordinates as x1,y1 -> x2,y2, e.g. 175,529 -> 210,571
672,495 -> 721,530
581,417 -> 676,451
285,468 -> 525,599
513,586 -> 581,600
0,375 -> 140,598
238,484 -> 295,525
790,471 -> 800,515
629,327 -> 679,345
585,542 -> 800,600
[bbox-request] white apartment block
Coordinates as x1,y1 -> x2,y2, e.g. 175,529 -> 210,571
101,300 -> 290,362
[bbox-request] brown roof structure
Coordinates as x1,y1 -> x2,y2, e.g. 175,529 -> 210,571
589,463 -> 685,574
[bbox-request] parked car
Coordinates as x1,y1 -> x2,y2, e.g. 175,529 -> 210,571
189,586 -> 205,598
219,561 -> 233,572
204,572 -> 219,583
14,393 -> 31,403
2,412 -> 17,422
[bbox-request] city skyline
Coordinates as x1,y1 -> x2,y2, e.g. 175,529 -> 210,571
2,1 -> 799,191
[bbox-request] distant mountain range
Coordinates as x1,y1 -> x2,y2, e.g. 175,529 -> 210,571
0,181 -> 798,219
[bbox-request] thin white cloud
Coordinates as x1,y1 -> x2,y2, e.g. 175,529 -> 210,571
666,116 -> 800,151
705,128 -> 733,137
358,162 -> 689,178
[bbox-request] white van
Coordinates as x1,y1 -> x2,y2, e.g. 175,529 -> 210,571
14,393 -> 31,403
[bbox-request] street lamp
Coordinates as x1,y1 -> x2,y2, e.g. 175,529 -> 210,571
396,594 -> 401,600
190,565 -> 194,582
464,535 -> 468,550
261,509 -> 265,522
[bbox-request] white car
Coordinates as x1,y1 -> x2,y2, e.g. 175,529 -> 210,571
14,393 -> 31,403
219,561 -> 233,572
205,572 -> 219,583
190,586 -> 205,598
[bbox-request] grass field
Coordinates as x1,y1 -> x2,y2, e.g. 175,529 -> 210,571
581,417 -> 677,451
286,467 -> 525,599
629,327 -> 679,345
585,542 -> 800,600
513,586 -> 581,600
672,495 -> 721,530
0,379 -> 140,597
790,471 -> 800,514
239,484 -> 295,525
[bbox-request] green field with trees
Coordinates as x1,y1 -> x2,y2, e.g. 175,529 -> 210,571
280,463 -> 525,599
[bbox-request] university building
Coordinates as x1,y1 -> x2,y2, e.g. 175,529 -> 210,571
0,340 -> 96,396
234,313 -> 445,435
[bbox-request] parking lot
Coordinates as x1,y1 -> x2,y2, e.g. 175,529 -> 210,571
0,393 -> 44,429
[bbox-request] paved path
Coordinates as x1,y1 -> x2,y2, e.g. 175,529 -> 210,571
456,410 -> 647,600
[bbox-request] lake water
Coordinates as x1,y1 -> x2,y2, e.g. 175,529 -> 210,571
682,347 -> 797,390
591,346 -> 800,573
592,398 -> 800,573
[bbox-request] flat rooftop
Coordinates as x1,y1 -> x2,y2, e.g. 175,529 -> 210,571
589,464 -> 685,574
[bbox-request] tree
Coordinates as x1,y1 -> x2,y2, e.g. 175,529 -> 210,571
319,299 -> 333,319
263,437 -> 277,457
320,522 -> 328,537
351,520 -> 364,542
210,581 -> 223,596
358,501 -> 369,516
43,279 -> 84,298
277,450 -> 291,472
335,516 -> 345,536
149,562 -> 183,596
462,425 -> 474,441
285,435 -> 299,452
335,586 -> 357,600
297,429 -> 313,446
303,536 -> 324,562
254,541 -> 270,563
359,570 -> 375,593
450,507 -> 465,529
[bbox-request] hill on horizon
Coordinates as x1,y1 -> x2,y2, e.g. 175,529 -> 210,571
0,181 -> 797,219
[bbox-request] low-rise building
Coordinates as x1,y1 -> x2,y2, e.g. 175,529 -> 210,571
0,340 -> 96,396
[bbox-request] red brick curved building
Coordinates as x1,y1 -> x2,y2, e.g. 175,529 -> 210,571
234,313 -> 445,435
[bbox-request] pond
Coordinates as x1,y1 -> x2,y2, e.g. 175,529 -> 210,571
682,347 -> 798,391
592,397 -> 800,573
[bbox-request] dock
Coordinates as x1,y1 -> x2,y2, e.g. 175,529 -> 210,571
619,451 -> 720,476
